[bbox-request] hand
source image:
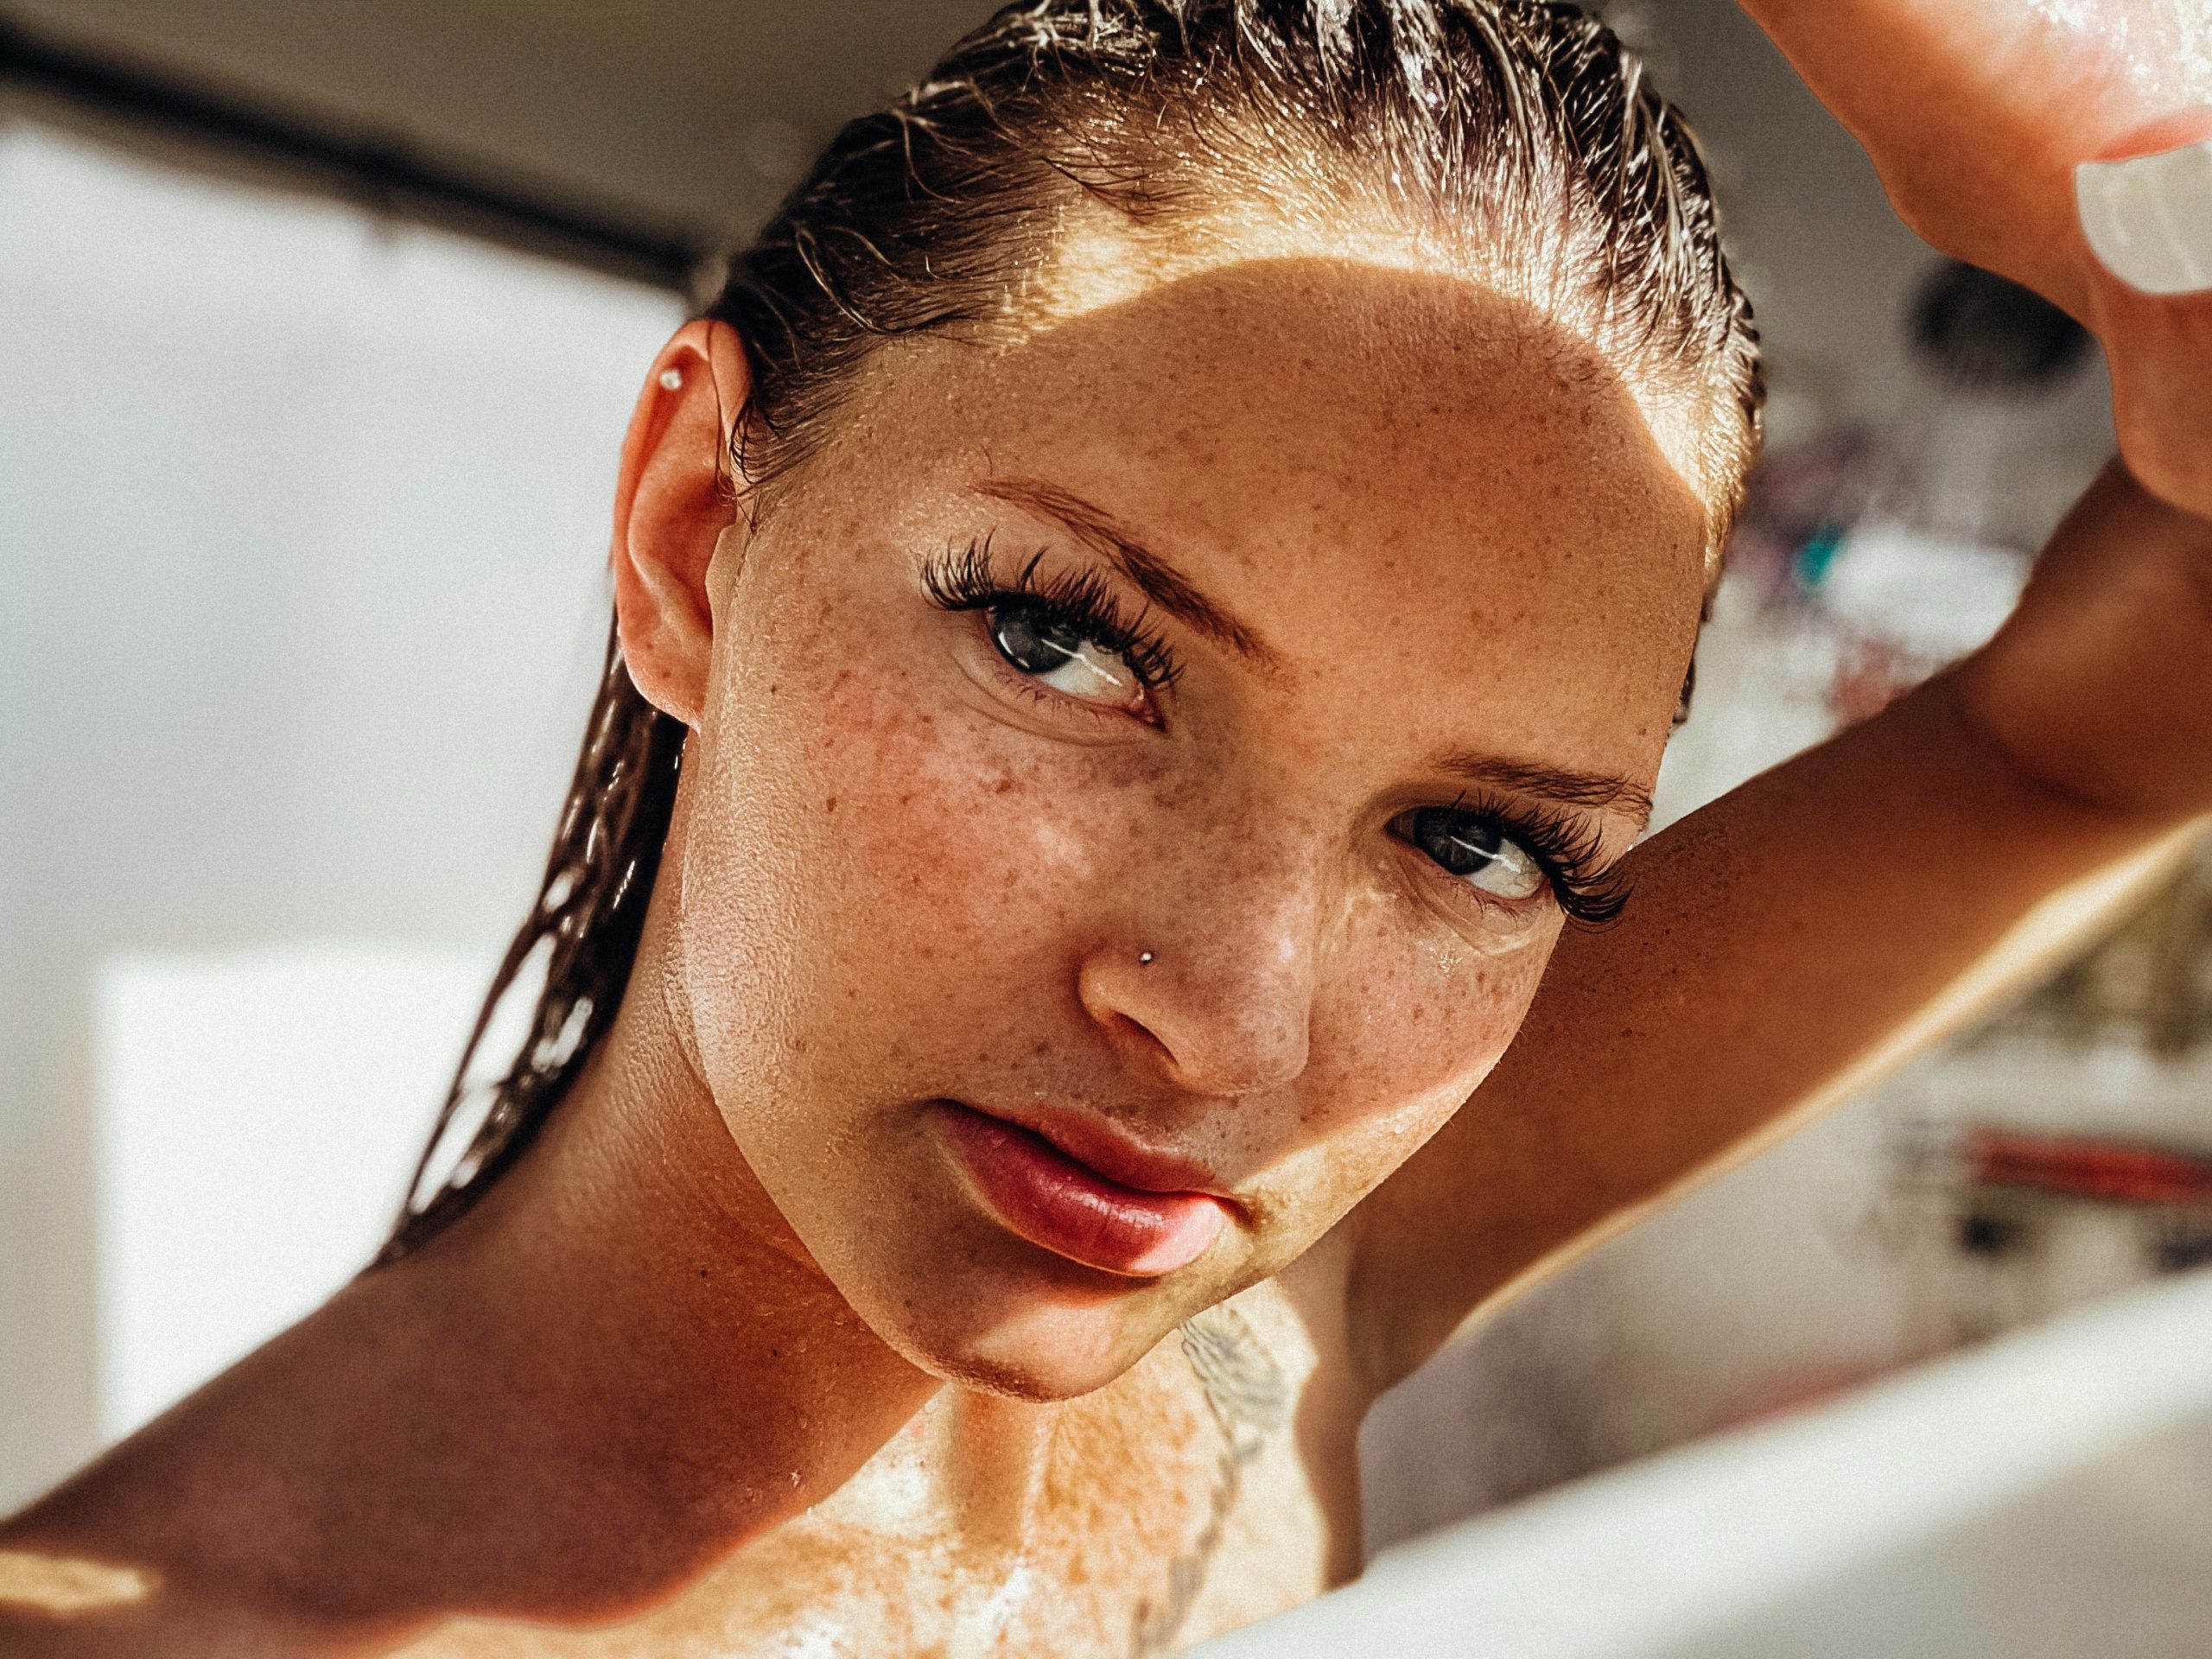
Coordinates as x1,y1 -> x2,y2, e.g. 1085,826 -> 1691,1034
1738,0 -> 2212,516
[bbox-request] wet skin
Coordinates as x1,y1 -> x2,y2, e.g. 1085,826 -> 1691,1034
1742,0 -> 2212,516
9,246 -> 2208,1658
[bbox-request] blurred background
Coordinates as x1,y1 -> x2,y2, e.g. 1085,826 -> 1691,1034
2,0 -> 2205,1593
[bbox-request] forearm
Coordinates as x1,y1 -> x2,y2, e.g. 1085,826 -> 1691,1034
1357,652 -> 2204,1394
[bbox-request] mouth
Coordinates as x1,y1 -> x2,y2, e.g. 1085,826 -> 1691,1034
927,1100 -> 1233,1279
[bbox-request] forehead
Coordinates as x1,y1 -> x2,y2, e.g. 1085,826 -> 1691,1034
823,257 -> 1710,770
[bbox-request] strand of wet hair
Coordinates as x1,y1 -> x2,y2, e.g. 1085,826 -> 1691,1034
375,621 -> 683,1262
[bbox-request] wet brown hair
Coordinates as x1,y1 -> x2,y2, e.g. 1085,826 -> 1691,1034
380,0 -> 1762,1261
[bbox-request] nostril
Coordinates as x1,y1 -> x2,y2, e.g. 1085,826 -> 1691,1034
1099,1006 -> 1178,1071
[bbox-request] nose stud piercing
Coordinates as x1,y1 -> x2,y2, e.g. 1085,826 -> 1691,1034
658,367 -> 683,391
1139,951 -> 1155,966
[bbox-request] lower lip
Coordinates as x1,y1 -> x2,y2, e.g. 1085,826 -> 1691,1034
930,1103 -> 1228,1278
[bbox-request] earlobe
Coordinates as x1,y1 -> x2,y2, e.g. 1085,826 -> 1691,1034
610,319 -> 753,727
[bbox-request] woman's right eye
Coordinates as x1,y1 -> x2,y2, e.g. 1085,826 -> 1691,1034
988,602 -> 1146,711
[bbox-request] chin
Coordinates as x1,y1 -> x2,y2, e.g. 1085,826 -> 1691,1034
929,1350 -> 1120,1404
770,1119 -> 1240,1400
849,1245 -> 1204,1402
921,1319 -> 1162,1402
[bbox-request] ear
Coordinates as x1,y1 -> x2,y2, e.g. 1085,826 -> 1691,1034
611,319 -> 753,727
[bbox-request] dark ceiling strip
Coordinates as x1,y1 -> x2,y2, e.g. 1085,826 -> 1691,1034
0,8 -> 708,292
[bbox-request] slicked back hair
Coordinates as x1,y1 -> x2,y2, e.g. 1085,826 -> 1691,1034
381,0 -> 1762,1262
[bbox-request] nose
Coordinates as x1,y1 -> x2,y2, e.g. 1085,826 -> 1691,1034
1076,823 -> 1324,1099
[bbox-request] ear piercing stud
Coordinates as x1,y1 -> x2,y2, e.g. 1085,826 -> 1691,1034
1139,951 -> 1155,966
658,367 -> 684,391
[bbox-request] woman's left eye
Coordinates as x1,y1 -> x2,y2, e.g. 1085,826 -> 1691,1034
1396,807 -> 1546,902
988,602 -> 1142,707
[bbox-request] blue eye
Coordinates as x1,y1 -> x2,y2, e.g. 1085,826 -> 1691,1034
1399,807 -> 1546,901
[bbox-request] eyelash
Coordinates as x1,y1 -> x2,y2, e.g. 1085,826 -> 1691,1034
1424,791 -> 1634,929
920,537 -> 1629,929
920,535 -> 1184,696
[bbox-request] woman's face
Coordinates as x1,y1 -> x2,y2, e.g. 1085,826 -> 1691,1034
669,258 -> 1711,1398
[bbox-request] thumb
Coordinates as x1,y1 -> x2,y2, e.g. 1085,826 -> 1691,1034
2076,110 -> 2212,518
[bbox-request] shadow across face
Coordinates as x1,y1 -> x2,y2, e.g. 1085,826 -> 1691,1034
671,255 -> 1713,1399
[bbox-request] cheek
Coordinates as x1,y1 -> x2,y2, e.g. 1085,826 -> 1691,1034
675,604 -> 1143,1099
1249,898 -> 1556,1246
806,698 -> 1136,993
677,569 -> 1560,1247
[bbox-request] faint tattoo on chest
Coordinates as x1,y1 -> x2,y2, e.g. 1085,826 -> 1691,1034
1128,1305 -> 1291,1657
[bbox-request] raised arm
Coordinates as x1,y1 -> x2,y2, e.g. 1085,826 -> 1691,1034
1349,0 -> 2212,1395
1353,465 -> 2212,1392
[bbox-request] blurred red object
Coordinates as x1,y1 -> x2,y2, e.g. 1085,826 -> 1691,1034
1966,1127 -> 2212,1207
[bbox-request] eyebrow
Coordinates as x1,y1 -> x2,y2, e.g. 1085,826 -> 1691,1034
976,476 -> 1281,669
977,474 -> 1650,828
1438,751 -> 1655,828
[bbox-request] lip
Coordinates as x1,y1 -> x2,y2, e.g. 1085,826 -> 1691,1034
928,1100 -> 1233,1278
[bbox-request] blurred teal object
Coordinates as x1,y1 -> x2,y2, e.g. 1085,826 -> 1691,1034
1794,519 -> 1847,591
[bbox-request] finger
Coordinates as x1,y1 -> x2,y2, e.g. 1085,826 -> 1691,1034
2077,110 -> 2212,518
1740,0 -> 2178,313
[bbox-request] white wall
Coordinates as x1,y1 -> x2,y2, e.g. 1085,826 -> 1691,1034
0,124 -> 682,1510
92,947 -> 487,1440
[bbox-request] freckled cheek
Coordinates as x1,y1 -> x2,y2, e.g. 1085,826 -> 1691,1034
761,673 -> 1131,1013
1258,920 -> 1554,1232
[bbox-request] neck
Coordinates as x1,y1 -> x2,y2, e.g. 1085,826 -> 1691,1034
363,944 -> 946,1626
430,990 -> 941,1584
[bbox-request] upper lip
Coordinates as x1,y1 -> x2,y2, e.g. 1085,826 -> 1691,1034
957,1099 -> 1240,1206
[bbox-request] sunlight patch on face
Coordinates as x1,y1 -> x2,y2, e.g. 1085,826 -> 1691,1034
1257,1065 -> 1492,1216
0,1549 -> 156,1615
1027,193 -> 1726,563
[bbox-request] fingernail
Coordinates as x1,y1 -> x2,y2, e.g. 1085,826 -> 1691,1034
2076,137 -> 2212,296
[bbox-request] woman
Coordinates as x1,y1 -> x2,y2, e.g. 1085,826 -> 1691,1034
3,0 -> 2208,1653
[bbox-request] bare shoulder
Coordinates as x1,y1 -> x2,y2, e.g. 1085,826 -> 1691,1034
0,1544 -> 163,1657
0,1523 -> 297,1657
